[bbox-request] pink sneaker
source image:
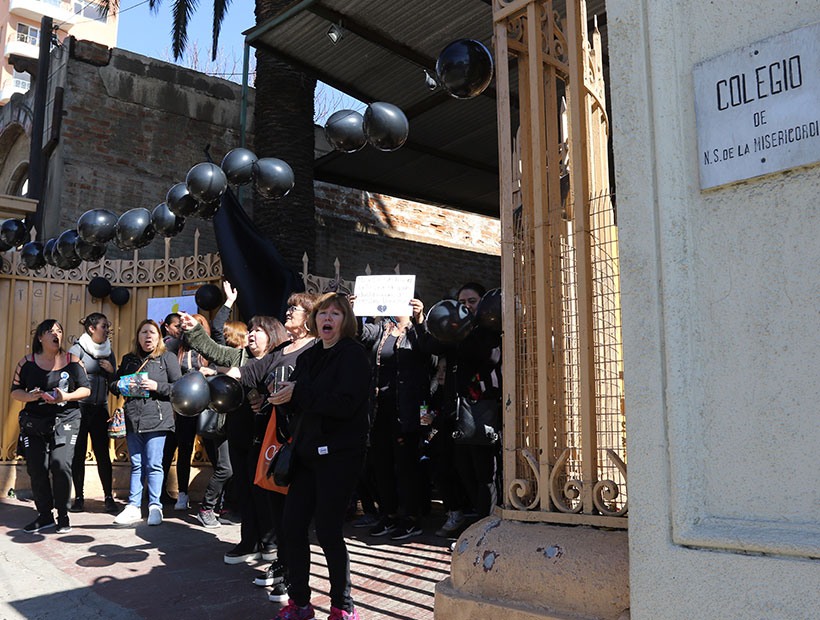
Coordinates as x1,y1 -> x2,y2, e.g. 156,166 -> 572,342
273,600 -> 315,620
328,607 -> 359,620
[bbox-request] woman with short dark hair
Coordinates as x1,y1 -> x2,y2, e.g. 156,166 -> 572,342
270,293 -> 371,620
11,319 -> 91,534
68,312 -> 118,514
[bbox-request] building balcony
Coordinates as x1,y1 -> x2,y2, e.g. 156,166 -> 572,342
9,0 -> 75,24
5,32 -> 40,60
0,78 -> 30,105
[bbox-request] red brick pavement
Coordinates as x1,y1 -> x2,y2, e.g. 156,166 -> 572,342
0,497 -> 452,620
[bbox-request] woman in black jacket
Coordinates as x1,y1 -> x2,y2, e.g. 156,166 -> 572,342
270,293 -> 371,620
111,319 -> 182,526
358,298 -> 434,540
68,312 -> 118,514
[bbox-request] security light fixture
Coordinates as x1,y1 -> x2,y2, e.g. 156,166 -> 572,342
326,24 -> 343,45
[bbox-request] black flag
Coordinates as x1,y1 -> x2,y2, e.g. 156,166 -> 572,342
213,187 -> 304,323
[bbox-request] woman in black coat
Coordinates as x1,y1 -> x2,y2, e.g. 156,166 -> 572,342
358,298 -> 434,540
270,293 -> 371,620
111,319 -> 182,526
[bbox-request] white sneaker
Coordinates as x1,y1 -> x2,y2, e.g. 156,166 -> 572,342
114,504 -> 142,525
436,510 -> 465,537
147,505 -> 163,526
174,492 -> 189,511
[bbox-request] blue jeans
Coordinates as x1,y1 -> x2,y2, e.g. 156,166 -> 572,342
126,431 -> 167,508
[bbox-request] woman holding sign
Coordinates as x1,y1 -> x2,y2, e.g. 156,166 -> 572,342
110,319 -> 182,526
356,296 -> 434,540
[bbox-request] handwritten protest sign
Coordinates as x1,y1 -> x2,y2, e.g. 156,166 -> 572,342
353,275 -> 416,317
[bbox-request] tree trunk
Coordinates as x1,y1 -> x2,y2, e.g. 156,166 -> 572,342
252,0 -> 316,271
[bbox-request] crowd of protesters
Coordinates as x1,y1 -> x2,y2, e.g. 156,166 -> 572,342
10,279 -> 502,620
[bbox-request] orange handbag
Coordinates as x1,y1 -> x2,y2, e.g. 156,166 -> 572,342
253,408 -> 289,495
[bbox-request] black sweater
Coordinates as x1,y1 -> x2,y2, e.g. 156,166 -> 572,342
286,338 -> 372,461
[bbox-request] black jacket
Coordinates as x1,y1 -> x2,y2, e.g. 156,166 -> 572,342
286,338 -> 372,461
68,342 -> 117,406
359,319 -> 435,434
111,351 -> 182,434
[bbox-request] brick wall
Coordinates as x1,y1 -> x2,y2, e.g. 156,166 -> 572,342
313,181 -> 501,305
50,41 -> 255,259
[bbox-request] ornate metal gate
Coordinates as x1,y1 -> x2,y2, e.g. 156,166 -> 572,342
494,0 -> 627,527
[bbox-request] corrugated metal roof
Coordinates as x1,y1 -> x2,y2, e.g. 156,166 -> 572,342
247,0 -> 608,217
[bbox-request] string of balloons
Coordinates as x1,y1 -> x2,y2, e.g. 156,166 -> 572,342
0,36 -> 494,308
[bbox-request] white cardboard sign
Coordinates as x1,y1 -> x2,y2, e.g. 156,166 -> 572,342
694,22 -> 820,189
353,275 -> 416,317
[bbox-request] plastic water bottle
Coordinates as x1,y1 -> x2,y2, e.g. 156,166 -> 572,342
56,371 -> 69,407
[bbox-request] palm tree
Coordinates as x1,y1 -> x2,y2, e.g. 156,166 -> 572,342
102,0 -> 317,269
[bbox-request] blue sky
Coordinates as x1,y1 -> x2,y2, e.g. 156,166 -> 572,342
115,0 -> 364,123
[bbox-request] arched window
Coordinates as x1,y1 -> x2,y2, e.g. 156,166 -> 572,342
7,162 -> 28,196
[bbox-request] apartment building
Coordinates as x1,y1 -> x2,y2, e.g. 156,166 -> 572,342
1,0 -> 117,104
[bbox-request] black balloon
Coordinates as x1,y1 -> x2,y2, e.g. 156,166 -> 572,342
475,288 -> 502,332
88,276 -> 112,299
76,237 -> 107,261
186,162 -> 228,203
20,241 -> 45,270
221,148 -> 258,185
195,200 -> 220,221
54,250 -> 81,270
77,209 -> 117,244
435,39 -> 494,99
171,372 -> 211,417
115,208 -> 155,250
0,238 -> 12,252
56,229 -> 80,261
1,219 -> 27,247
152,202 -> 185,237
166,183 -> 198,217
110,286 -> 130,306
208,374 -> 244,413
324,110 -> 367,153
425,299 -> 474,343
43,238 -> 58,266
195,283 -> 223,311
363,102 -> 409,151
253,158 -> 295,199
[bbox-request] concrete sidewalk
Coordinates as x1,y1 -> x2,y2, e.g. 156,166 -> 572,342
0,496 -> 450,620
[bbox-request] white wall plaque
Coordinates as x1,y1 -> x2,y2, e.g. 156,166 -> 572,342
694,22 -> 820,189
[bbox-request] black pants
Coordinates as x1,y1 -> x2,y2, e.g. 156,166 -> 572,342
284,450 -> 364,612
162,413 -> 197,494
71,403 -> 113,498
201,435 -> 232,511
25,417 -> 80,518
371,414 -> 423,518
429,420 -> 466,512
267,489 -> 287,562
226,407 -> 274,550
454,443 -> 497,517
355,448 -> 379,515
